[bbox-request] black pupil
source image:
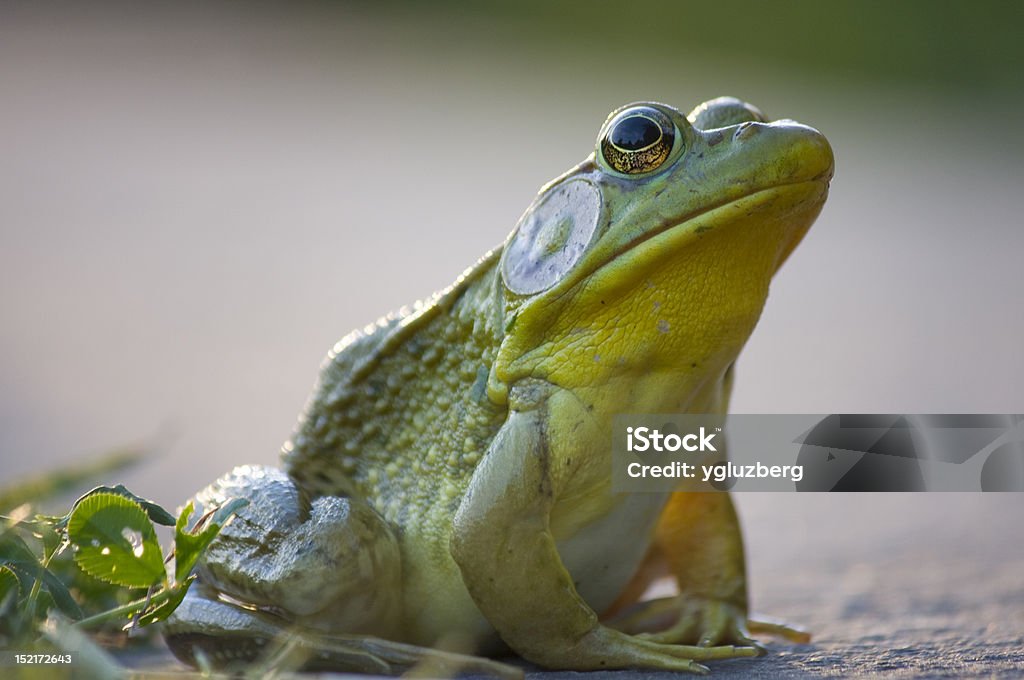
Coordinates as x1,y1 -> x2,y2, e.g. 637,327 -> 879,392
611,115 -> 660,151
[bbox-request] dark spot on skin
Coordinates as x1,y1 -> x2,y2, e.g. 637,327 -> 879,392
708,131 -> 725,147
694,225 -> 713,234
537,412 -> 554,501
600,300 -> 606,305
698,152 -> 704,159
691,362 -> 698,368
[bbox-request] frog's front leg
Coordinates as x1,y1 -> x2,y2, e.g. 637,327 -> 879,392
607,492 -> 810,649
450,384 -> 759,674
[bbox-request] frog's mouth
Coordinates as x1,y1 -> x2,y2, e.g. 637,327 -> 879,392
599,178 -> 830,282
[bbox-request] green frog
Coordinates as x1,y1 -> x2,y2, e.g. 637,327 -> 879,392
165,97 -> 833,675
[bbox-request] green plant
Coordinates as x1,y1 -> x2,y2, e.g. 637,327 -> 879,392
0,484 -> 245,650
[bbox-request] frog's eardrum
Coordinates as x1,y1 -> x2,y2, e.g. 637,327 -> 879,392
501,178 -> 602,295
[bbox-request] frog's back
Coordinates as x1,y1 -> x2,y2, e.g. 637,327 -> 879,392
283,251 -> 508,535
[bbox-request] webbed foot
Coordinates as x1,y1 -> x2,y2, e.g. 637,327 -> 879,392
609,595 -> 809,651
560,624 -> 760,675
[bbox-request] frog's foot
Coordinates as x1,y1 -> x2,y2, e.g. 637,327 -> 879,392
555,625 -> 760,675
747,615 -> 812,644
165,588 -> 522,678
608,595 -> 807,651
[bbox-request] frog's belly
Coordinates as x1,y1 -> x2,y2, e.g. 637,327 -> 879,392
556,491 -> 669,614
398,491 -> 667,648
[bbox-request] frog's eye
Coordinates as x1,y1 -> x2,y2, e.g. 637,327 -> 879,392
600,107 -> 675,175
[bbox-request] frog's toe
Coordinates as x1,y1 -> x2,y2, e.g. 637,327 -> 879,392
611,596 -> 767,652
558,625 -> 758,674
692,603 -> 765,653
747,615 -> 812,644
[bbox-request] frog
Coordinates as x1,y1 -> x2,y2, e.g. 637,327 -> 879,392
164,96 -> 833,675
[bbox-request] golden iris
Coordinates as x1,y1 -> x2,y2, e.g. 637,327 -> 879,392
601,107 -> 675,175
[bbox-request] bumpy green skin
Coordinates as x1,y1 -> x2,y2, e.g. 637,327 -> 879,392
164,97 -> 833,675
285,260 -> 513,643
287,259 -> 507,521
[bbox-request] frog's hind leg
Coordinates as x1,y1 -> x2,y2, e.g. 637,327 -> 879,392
606,368 -> 808,649
178,465 -> 402,634
164,464 -> 431,673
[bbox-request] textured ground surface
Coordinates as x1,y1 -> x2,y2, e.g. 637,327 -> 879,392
113,493 -> 1024,678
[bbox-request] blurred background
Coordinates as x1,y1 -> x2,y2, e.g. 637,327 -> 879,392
2,1 -> 1023,672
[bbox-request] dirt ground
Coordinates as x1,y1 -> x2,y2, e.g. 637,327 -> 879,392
646,493 -> 1024,678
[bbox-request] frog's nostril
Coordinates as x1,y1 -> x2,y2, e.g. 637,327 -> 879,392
733,122 -> 759,140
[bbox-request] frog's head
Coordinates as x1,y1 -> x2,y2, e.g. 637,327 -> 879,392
491,98 -> 833,406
